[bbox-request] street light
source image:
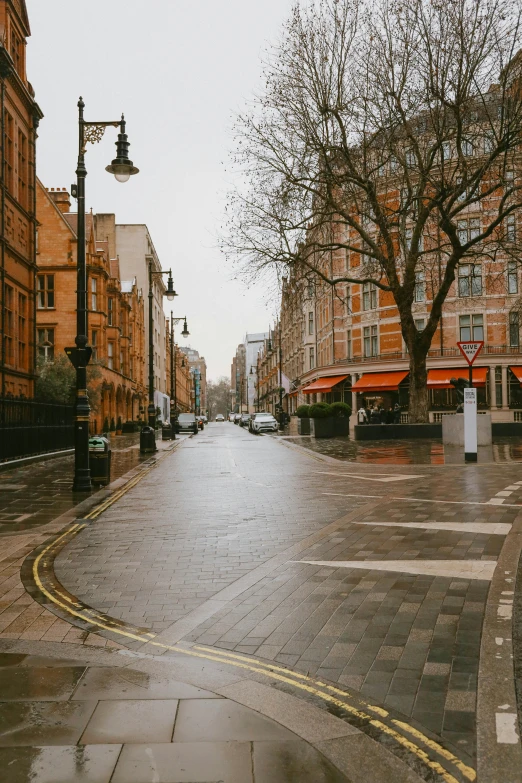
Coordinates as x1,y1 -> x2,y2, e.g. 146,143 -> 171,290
169,314 -> 190,433
140,262 -> 177,454
68,98 -> 139,492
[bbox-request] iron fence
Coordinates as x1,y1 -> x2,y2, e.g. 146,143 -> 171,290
0,397 -> 74,462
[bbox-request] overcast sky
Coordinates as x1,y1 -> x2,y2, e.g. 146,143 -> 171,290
26,0 -> 294,381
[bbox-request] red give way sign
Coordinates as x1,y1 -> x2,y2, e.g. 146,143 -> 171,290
457,341 -> 484,365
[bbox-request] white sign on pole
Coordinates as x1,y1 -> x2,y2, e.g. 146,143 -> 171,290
464,387 -> 477,462
457,341 -> 484,365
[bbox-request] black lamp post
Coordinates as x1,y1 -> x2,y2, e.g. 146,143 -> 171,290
278,326 -> 284,430
68,98 -> 139,492
141,262 -> 176,453
169,313 -> 189,430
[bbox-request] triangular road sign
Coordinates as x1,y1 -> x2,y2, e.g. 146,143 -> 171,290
457,341 -> 484,365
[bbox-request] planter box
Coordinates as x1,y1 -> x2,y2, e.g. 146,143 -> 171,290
332,418 -> 350,437
310,417 -> 335,438
297,418 -> 311,435
354,423 -> 442,440
288,417 -> 299,436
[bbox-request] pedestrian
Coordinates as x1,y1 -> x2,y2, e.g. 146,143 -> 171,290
357,406 -> 368,425
393,402 -> 401,424
379,406 -> 387,424
365,406 -> 371,423
370,406 -> 380,424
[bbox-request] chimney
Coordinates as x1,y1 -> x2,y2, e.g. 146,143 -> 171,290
47,187 -> 71,213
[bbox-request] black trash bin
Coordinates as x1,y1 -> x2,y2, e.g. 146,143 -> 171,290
140,425 -> 156,454
89,436 -> 111,486
162,424 -> 172,441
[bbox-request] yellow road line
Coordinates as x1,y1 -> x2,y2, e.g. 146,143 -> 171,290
30,483 -> 475,783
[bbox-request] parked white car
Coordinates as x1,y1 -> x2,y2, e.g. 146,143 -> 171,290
250,412 -> 278,434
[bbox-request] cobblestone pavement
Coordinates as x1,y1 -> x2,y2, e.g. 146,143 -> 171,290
48,423 -> 522,777
2,424 -> 522,781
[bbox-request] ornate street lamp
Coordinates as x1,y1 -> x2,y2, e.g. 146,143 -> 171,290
169,314 -> 190,437
140,264 -> 177,454
68,98 -> 139,492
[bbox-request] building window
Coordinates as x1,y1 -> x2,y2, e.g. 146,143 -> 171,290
484,135 -> 494,154
37,328 -> 54,362
457,218 -> 481,244
91,330 -> 98,361
414,270 -> 425,302
17,130 -> 27,209
4,285 -> 14,364
37,275 -> 55,309
442,141 -> 451,160
308,311 -> 314,335
120,350 -> 124,374
91,278 -> 97,311
309,346 -> 315,370
362,282 -> 377,311
3,111 -> 14,192
347,329 -> 352,360
462,139 -> 474,156
509,312 -> 520,348
108,297 -> 114,326
415,318 -> 425,331
458,264 -> 482,297
459,314 -> 484,342
108,342 -> 114,369
363,325 -> 378,357
18,293 -> 26,367
508,261 -> 518,294
506,214 -> 516,243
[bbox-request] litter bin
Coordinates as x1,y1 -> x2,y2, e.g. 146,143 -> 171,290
140,425 -> 156,454
89,436 -> 111,486
162,423 -> 172,440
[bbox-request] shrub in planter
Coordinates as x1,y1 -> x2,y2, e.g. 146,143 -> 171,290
329,401 -> 351,418
110,417 -> 116,432
296,404 -> 310,418
103,417 -> 110,433
116,416 -> 122,432
309,402 -> 332,419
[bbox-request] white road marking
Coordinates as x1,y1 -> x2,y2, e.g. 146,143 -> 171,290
293,559 -> 497,580
487,498 -> 506,505
495,713 -> 519,744
351,520 -> 511,535
315,471 -> 424,483
322,492 -> 522,508
495,491 -> 513,497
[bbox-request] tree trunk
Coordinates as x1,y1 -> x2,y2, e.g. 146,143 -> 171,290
408,348 -> 429,423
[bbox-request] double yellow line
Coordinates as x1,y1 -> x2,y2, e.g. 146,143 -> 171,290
31,523 -> 475,783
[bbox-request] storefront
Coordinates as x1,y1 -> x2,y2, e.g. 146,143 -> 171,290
302,374 -> 351,403
351,371 -> 409,411
427,367 -> 488,410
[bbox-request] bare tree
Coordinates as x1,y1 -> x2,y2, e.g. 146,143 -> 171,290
207,376 -> 231,419
223,0 -> 522,421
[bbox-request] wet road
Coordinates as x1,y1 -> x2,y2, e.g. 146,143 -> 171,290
48,422 -> 522,777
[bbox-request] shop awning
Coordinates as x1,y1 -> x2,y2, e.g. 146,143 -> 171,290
302,374 -> 350,394
351,371 -> 409,393
510,366 -> 522,385
427,367 -> 487,389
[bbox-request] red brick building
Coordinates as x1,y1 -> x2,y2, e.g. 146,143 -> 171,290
36,181 -> 147,432
0,0 -> 42,397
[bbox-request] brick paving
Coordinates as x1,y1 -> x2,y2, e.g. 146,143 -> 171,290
50,424 -> 522,768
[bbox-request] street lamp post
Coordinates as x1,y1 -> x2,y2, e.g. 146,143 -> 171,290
69,98 -> 139,492
141,262 -> 176,453
278,327 -> 284,430
169,313 -> 189,432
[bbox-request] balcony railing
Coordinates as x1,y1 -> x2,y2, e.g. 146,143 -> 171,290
333,344 -> 522,367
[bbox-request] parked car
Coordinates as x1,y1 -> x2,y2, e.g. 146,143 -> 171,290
228,413 -> 235,422
215,414 -> 225,422
239,413 -> 251,427
250,412 -> 278,434
233,413 -> 241,425
201,415 -> 208,424
175,413 -> 198,434
197,416 -> 204,430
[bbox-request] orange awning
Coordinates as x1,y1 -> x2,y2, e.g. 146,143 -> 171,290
352,371 -> 409,393
510,366 -> 522,385
302,374 -> 350,394
427,367 -> 487,389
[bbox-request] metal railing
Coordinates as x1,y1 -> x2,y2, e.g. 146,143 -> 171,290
334,344 -> 522,367
0,397 -> 74,462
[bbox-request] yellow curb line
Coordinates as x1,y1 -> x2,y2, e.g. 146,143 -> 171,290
31,524 -> 475,783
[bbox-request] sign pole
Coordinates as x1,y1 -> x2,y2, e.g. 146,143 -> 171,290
457,341 -> 483,464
